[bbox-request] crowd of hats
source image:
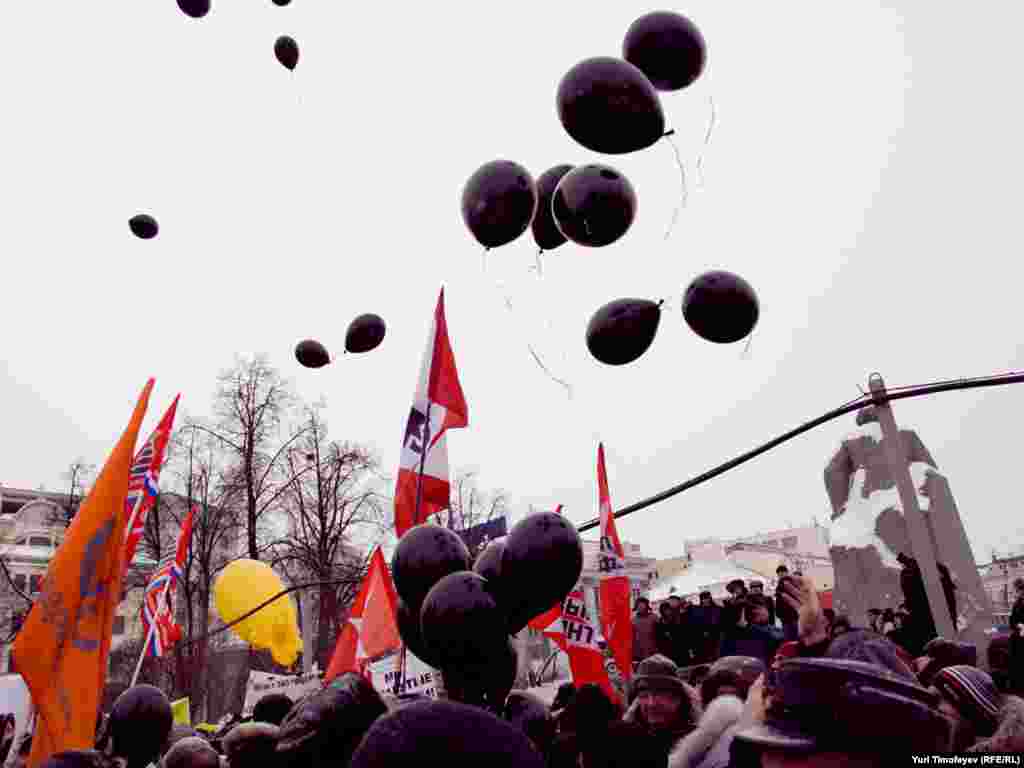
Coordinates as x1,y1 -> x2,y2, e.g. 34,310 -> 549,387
460,11 -> 761,368
390,512 -> 583,709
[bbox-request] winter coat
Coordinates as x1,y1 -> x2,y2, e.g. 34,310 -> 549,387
718,625 -> 784,668
667,695 -> 743,768
968,695 -> 1024,754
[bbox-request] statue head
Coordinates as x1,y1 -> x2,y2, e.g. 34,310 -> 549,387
855,406 -> 879,426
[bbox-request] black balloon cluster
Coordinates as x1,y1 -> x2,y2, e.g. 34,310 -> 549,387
458,12 -> 758,367
293,314 -> 387,369
391,513 -> 583,710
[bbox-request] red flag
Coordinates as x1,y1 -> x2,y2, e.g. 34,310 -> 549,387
121,395 -> 179,585
394,288 -> 468,537
325,547 -> 401,682
530,589 -> 616,702
597,444 -> 632,684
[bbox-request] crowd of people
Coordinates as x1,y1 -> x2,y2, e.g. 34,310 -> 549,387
13,572 -> 1024,768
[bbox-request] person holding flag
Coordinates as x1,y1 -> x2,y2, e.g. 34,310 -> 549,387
133,505 -> 195,685
393,288 -> 468,537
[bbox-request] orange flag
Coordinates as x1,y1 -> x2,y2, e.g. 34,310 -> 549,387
14,380 -> 154,768
324,547 -> 401,682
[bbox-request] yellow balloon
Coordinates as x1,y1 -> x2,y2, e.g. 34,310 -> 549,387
213,559 -> 302,667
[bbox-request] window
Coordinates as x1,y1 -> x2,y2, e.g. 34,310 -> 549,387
29,575 -> 42,595
782,536 -> 799,549
112,616 -> 125,636
761,540 -> 779,547
12,575 -> 26,594
28,536 -> 52,548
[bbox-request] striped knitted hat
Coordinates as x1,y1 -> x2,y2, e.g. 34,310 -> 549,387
933,665 -> 1001,736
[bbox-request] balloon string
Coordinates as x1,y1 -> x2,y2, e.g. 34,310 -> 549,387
663,133 -> 687,241
527,344 -> 573,398
696,95 -> 717,188
741,330 -> 755,360
481,246 -> 489,272
534,248 -> 544,278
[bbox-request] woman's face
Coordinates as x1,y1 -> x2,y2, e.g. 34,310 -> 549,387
638,689 -> 682,729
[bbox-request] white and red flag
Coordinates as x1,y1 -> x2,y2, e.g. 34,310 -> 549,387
121,395 -> 180,586
141,504 -> 194,658
393,288 -> 468,537
529,588 -> 616,702
597,443 -> 632,685
325,547 -> 401,682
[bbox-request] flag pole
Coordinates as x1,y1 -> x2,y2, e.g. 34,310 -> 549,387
413,401 -> 432,528
131,624 -> 155,687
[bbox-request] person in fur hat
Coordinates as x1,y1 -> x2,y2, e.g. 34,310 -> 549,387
624,655 -> 702,759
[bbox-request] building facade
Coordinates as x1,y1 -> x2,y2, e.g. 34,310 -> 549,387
0,485 -> 156,672
978,554 -> 1024,623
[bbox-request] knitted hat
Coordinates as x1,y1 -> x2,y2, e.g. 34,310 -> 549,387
632,654 -> 686,698
919,639 -> 977,686
163,737 -> 220,768
933,665 -> 1001,737
251,693 -> 294,726
824,629 -> 916,680
700,656 -> 765,708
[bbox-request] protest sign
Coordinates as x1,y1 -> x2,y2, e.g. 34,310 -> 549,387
368,652 -> 438,698
242,669 -> 321,716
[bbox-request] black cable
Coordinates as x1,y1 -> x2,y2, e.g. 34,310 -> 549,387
575,371 -> 1024,533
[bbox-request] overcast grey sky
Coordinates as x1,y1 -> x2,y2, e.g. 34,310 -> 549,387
2,2 -> 1023,563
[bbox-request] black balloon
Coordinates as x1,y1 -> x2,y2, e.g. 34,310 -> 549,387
177,0 -> 210,18
473,539 -> 505,584
531,164 -> 573,252
391,524 -> 471,610
344,314 -> 386,354
421,572 -> 507,669
557,57 -> 665,155
682,270 -> 759,343
274,36 -> 299,70
294,339 -> 330,369
501,512 -> 583,631
396,598 -> 442,669
461,160 -> 537,249
586,298 -> 662,366
129,214 -> 159,240
272,0 -> 291,5
552,164 -> 636,247
623,11 -> 707,92
440,638 -> 517,712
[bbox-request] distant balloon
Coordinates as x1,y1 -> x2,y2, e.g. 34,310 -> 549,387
272,0 -> 292,5
391,524 -> 471,611
552,165 -> 636,247
623,11 -> 707,92
501,512 -> 583,631
557,57 -> 665,155
129,214 -> 159,240
177,0 -> 210,18
531,165 -> 573,252
682,270 -> 760,343
344,314 -> 386,354
274,36 -> 299,70
294,339 -> 330,369
586,298 -> 662,366
421,572 -> 507,670
461,160 -> 537,249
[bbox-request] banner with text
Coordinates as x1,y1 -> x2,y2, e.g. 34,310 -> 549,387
368,652 -> 439,698
242,669 -> 322,716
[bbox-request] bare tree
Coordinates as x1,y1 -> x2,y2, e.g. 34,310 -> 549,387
45,459 -> 95,527
192,355 -> 302,560
433,470 -> 509,560
268,407 -> 387,670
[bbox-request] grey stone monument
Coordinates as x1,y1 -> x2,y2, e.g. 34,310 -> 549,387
824,404 -> 993,662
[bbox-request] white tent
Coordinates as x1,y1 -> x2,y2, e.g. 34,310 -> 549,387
647,559 -> 767,603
